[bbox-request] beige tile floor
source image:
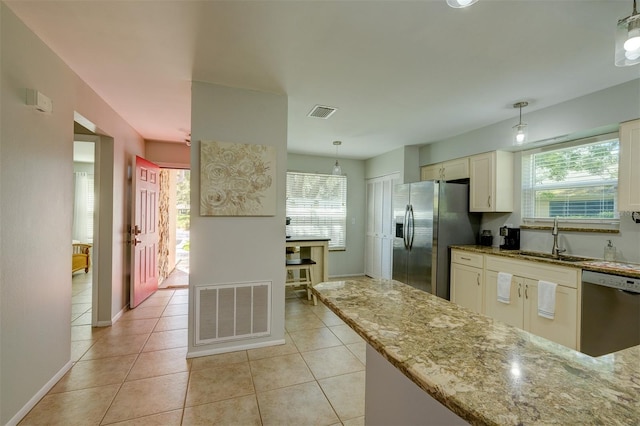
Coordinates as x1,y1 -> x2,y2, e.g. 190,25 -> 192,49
20,274 -> 366,425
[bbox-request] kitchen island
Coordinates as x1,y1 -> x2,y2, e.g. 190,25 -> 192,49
311,277 -> 639,425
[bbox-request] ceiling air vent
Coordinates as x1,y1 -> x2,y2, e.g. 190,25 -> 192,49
308,105 -> 337,119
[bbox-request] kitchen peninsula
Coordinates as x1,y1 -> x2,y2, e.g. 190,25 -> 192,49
285,236 -> 330,284
311,277 -> 639,425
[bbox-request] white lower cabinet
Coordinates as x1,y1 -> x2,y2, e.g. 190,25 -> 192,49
450,250 -> 484,314
485,271 -> 524,328
452,251 -> 580,350
485,273 -> 578,349
484,256 -> 579,350
523,278 -> 577,350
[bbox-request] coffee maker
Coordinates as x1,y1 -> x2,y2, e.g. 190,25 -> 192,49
499,226 -> 520,250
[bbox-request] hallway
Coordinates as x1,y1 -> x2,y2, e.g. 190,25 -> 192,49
22,285 -> 366,425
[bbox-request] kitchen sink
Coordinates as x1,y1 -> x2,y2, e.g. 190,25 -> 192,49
518,250 -> 589,263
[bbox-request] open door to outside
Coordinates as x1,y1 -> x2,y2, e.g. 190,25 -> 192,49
130,156 -> 160,308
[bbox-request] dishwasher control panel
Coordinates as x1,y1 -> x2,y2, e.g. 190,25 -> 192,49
582,271 -> 640,293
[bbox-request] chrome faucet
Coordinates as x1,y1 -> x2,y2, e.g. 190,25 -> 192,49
551,217 -> 566,258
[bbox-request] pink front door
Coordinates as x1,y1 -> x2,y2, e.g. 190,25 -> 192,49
130,156 -> 160,308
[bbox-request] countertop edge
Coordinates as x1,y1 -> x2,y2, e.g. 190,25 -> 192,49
311,278 -> 640,425
311,285 -> 494,425
450,245 -> 640,279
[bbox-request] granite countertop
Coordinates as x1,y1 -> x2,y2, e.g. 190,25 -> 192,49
312,277 -> 640,425
450,245 -> 640,279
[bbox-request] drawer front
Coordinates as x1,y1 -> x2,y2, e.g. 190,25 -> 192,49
485,255 -> 579,288
451,250 -> 483,268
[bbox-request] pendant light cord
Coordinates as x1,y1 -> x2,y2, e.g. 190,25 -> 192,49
519,104 -> 523,125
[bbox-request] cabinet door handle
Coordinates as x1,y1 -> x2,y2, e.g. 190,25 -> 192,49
518,282 -> 522,297
477,274 -> 480,286
487,195 -> 491,207
525,284 -> 529,299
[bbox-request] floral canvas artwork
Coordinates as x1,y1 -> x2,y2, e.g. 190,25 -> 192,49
200,141 -> 276,216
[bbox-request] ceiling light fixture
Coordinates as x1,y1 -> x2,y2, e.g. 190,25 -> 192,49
332,141 -> 343,175
616,0 -> 640,66
512,102 -> 529,146
446,0 -> 479,8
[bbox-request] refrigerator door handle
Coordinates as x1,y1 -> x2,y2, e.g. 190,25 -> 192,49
403,205 -> 410,250
408,205 -> 415,250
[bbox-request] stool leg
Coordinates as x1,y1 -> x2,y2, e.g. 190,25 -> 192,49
305,266 -> 317,306
305,267 -> 312,301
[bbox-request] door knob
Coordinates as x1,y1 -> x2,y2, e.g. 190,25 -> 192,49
131,238 -> 141,246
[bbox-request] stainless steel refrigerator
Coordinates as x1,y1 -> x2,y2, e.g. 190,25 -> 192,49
392,181 -> 480,300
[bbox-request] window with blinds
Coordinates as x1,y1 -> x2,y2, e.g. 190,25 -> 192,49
286,172 -> 347,250
521,135 -> 619,225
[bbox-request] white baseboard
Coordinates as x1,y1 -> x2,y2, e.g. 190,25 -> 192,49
111,306 -> 126,324
95,305 -> 125,327
6,360 -> 73,426
186,338 -> 286,359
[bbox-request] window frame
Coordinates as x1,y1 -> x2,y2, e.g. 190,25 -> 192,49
286,171 -> 347,250
520,132 -> 620,230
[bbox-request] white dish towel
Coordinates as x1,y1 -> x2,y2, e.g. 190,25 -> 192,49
537,280 -> 557,319
497,272 -> 512,304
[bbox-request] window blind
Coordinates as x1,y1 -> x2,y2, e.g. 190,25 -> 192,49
286,172 -> 347,249
521,136 -> 619,223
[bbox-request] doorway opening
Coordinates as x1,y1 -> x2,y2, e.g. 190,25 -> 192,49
71,137 -> 96,335
158,169 -> 190,289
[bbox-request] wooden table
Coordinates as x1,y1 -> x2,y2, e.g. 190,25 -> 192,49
285,237 -> 329,285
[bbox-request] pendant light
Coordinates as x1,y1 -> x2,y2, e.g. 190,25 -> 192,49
512,102 -> 529,146
332,141 -> 343,175
446,0 -> 479,8
615,0 -> 640,66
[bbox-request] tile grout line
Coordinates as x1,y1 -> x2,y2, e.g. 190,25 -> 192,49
92,291 -> 174,425
97,316 -> 159,426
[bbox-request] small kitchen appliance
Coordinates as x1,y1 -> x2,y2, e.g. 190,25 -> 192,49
499,226 -> 520,250
286,216 -> 291,239
480,230 -> 493,246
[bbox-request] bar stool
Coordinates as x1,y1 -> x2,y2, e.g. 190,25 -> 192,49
285,258 -> 317,305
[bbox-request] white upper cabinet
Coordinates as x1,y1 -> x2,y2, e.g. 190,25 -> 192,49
618,118 -> 640,212
469,151 -> 514,212
421,158 -> 469,181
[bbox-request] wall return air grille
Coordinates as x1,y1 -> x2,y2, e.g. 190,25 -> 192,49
307,105 -> 337,119
195,281 -> 271,345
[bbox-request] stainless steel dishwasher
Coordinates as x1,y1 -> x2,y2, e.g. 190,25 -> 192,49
581,270 -> 640,357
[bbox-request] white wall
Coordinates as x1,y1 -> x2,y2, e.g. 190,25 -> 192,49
420,79 -> 640,163
188,82 -> 288,357
145,139 -> 191,169
1,4 -> 144,423
418,79 -> 640,264
287,153 -> 366,277
365,145 -> 420,183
